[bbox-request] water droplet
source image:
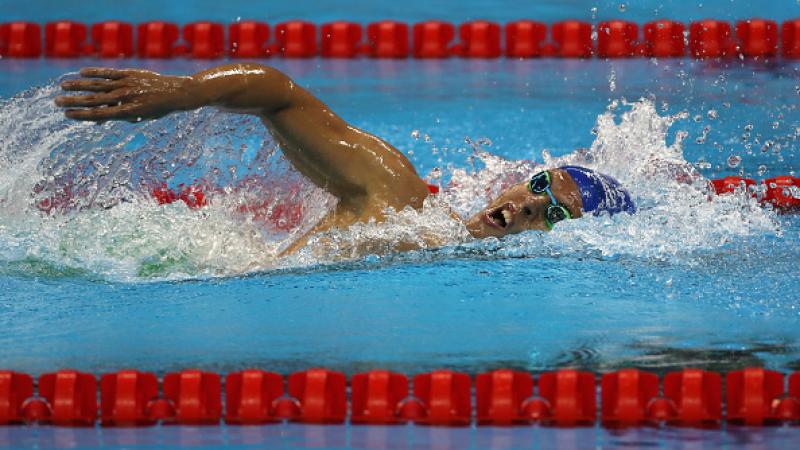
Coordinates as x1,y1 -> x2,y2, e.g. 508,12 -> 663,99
618,3 -> 626,12
695,136 -> 706,144
727,155 -> 742,168
707,109 -> 718,120
757,164 -> 767,176
411,130 -> 420,140
693,114 -> 702,122
423,134 -> 431,143
722,102 -> 731,109
744,124 -> 754,132
608,69 -> 616,92
772,121 -> 780,129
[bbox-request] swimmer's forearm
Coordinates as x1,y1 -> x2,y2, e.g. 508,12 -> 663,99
55,64 -> 297,122
184,63 -> 295,116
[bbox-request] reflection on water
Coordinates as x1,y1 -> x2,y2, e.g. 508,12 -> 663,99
1,424 -> 799,450
548,340 -> 799,375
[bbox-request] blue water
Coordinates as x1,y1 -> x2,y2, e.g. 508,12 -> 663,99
3,1 -> 800,448
1,57 -> 798,376
2,423 -> 800,449
1,0 -> 800,26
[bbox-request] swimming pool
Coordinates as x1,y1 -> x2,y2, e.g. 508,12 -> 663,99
3,1 -> 800,449
2,56 -> 799,377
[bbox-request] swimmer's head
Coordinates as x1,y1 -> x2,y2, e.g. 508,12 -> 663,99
465,166 -> 635,239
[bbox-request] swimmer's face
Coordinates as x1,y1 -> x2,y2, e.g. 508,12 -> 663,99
465,169 -> 583,239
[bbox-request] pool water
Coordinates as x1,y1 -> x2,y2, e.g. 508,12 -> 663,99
1,57 -> 798,376
2,11 -> 800,450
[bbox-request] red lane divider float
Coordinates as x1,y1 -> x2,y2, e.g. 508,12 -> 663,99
45,21 -> 88,58
321,21 -> 363,58
275,20 -> 317,58
536,369 -> 596,426
505,20 -> 547,58
137,21 -> 179,58
413,21 -> 454,58
91,21 -> 134,58
1,367 -> 800,427
350,370 -> 408,424
457,21 -> 502,58
183,22 -> 225,59
4,18 -> 800,59
0,22 -> 42,58
475,369 -> 533,425
643,20 -> 686,57
366,20 -> 408,58
782,19 -> 800,58
100,370 -> 159,426
0,371 -> 33,425
229,21 -> 270,58
736,19 -> 778,58
690,19 -> 736,58
710,175 -> 800,212
597,20 -> 639,58
552,20 -> 593,58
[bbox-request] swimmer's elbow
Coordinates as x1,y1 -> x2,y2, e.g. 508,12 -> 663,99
193,63 -> 296,115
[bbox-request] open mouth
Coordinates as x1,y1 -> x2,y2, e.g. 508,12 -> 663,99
483,203 -> 516,229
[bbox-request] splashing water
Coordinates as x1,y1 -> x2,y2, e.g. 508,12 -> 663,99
0,80 -> 780,280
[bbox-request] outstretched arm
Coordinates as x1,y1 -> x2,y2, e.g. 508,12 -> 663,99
55,64 -> 429,211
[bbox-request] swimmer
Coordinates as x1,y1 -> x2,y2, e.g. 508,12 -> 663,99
54,63 -> 634,254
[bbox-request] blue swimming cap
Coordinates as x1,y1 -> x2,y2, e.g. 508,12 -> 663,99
559,165 -> 636,216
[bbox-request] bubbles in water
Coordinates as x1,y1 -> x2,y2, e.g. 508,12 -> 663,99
744,124 -> 754,132
707,109 -> 718,120
772,121 -> 780,130
423,134 -> 431,143
727,155 -> 742,168
757,165 -> 768,176
608,69 -> 617,92
695,158 -> 712,169
410,130 -> 420,140
618,3 -> 626,12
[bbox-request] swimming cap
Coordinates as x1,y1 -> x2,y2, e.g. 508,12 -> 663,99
559,165 -> 636,216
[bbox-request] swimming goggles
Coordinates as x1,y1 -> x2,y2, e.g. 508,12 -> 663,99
527,170 -> 572,230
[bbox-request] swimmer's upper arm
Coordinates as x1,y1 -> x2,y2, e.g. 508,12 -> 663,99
190,64 -> 428,205
262,88 -> 427,206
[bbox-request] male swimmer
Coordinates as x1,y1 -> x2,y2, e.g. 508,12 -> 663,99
54,63 -> 634,254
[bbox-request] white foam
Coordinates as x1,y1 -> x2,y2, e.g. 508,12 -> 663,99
0,81 -> 780,280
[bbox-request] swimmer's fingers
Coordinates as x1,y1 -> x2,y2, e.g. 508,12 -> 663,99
60,79 -> 118,92
64,104 -> 140,122
55,92 -> 128,108
78,67 -> 143,80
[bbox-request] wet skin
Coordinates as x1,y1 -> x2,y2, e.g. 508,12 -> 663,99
54,63 -> 583,253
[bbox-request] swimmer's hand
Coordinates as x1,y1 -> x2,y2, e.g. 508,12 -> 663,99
55,67 -> 199,122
